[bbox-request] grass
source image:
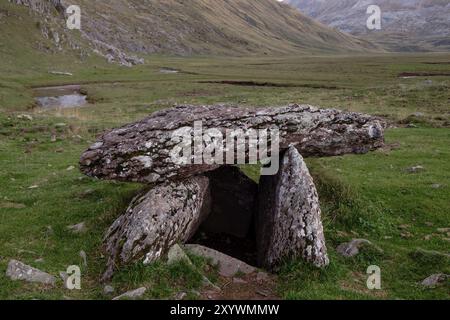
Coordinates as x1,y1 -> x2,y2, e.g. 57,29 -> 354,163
0,5 -> 449,299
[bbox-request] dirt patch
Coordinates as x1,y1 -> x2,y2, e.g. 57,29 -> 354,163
201,272 -> 279,300
339,272 -> 388,298
199,80 -> 339,90
422,62 -> 450,65
399,72 -> 450,78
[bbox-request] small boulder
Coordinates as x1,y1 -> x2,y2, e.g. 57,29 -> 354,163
59,271 -> 69,289
336,239 -> 373,257
17,114 -> 33,121
112,287 -> 147,300
421,274 -> 449,288
6,259 -> 56,286
185,244 -> 256,277
232,277 -> 247,284
256,271 -> 269,282
174,292 -> 187,300
406,165 -> 425,173
67,222 -> 87,234
0,202 -> 26,209
167,244 -> 192,265
103,285 -> 115,295
79,250 -> 87,267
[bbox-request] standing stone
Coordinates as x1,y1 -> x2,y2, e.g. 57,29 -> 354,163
256,146 -> 329,270
202,166 -> 258,238
102,176 -> 211,281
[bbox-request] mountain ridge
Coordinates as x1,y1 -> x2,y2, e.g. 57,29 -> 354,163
4,0 -> 378,66
286,0 -> 450,51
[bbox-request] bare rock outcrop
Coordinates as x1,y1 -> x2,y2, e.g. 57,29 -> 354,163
8,0 -> 64,14
80,104 -> 385,184
102,176 -> 211,281
256,146 -> 329,270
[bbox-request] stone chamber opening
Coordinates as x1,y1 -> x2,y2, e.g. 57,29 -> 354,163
188,165 -> 259,266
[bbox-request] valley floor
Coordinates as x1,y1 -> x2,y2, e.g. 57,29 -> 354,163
0,53 -> 449,299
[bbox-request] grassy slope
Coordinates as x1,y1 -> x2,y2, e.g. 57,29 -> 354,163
60,0 -> 377,55
0,2 -> 449,300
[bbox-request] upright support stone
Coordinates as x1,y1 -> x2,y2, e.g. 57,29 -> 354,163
102,176 -> 211,281
256,146 -> 329,270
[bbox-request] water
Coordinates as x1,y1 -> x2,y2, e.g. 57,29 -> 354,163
33,85 -> 87,109
159,67 -> 179,74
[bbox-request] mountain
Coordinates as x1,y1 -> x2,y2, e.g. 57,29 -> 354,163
286,0 -> 450,51
3,0 -> 377,66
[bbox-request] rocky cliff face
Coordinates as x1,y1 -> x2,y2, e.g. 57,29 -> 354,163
9,0 -> 64,14
287,0 -> 450,51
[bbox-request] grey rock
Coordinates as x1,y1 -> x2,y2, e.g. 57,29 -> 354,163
102,176 -> 211,281
103,285 -> 115,295
421,274 -> 449,288
49,71 -> 73,76
0,202 -> 26,209
17,114 -> 33,121
46,225 -> 54,235
59,271 -> 69,289
79,250 -> 87,267
407,165 -> 425,173
185,244 -> 256,277
257,146 -> 329,269
80,104 -> 385,184
112,287 -> 146,300
256,272 -> 269,282
6,259 -> 56,286
67,222 -> 86,234
167,244 -> 219,290
336,239 -> 372,258
256,289 -> 270,297
174,292 -> 187,300
167,244 -> 192,265
232,277 -> 247,284
412,248 -> 450,259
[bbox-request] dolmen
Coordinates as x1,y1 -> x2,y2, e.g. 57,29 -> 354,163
79,104 -> 385,281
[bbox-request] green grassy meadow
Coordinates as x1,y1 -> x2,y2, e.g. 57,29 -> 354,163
0,40 -> 449,300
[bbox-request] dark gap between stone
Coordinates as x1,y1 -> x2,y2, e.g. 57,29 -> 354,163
188,165 -> 258,267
